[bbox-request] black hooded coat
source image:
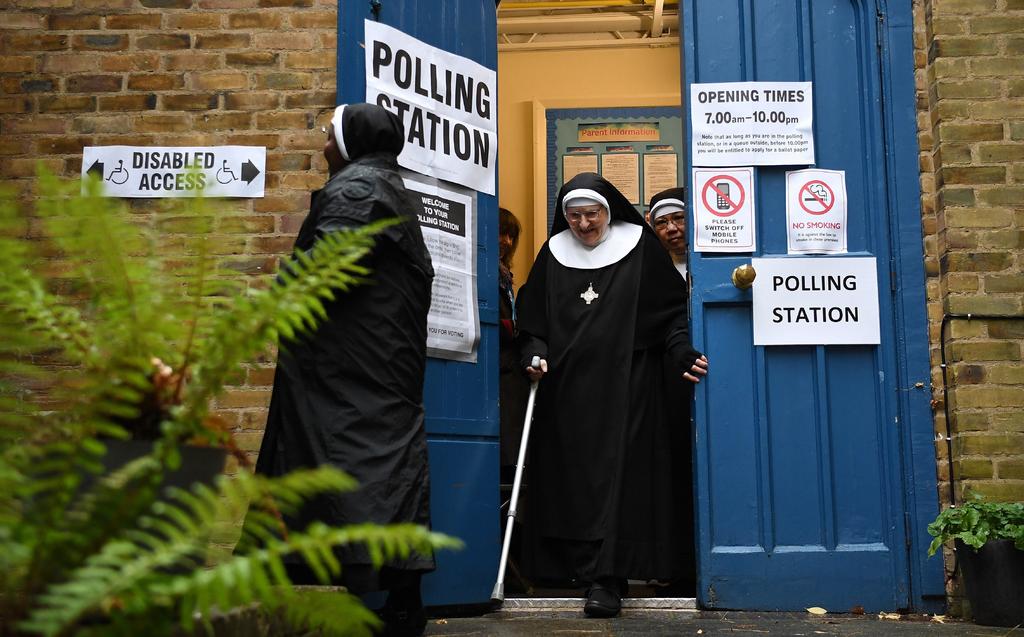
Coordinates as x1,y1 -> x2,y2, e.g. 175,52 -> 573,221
254,104 -> 435,575
515,172 -> 699,583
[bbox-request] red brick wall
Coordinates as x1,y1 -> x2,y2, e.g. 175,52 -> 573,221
1,0 -> 342,471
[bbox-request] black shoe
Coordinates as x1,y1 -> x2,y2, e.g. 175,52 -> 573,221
583,578 -> 624,618
377,604 -> 426,637
378,585 -> 427,637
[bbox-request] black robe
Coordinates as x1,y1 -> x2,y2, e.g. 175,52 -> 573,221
254,151 -> 435,576
515,172 -> 699,584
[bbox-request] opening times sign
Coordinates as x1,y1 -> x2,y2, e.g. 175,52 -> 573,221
690,81 -> 814,166
365,20 -> 497,195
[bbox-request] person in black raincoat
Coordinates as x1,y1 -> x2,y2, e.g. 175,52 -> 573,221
253,102 -> 435,635
515,172 -> 709,618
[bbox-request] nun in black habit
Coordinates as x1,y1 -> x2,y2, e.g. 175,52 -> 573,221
515,172 -> 708,618
253,103 -> 435,633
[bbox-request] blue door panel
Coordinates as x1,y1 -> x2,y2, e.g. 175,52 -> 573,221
338,1 -> 499,606
422,439 -> 499,606
702,304 -> 759,549
684,0 -> 924,612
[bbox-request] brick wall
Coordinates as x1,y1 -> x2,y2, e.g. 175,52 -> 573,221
1,0 -> 341,471
914,0 -> 1024,612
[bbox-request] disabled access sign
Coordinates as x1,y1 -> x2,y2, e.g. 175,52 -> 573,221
82,146 -> 265,198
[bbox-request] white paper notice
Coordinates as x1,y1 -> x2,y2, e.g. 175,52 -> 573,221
752,257 -> 880,346
785,169 -> 848,254
692,167 -> 756,253
402,174 -> 479,362
365,20 -> 497,195
601,153 -> 640,204
643,153 -> 678,202
690,81 -> 814,166
81,146 -> 265,198
563,154 -> 598,183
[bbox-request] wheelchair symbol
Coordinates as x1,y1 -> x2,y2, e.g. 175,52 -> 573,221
216,160 -> 238,184
105,159 -> 129,185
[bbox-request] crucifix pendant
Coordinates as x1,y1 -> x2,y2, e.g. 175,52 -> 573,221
580,282 -> 599,305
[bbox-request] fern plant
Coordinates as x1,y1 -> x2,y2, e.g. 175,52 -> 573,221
0,173 -> 459,636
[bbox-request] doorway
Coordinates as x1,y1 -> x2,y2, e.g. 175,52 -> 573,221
495,0 -> 695,606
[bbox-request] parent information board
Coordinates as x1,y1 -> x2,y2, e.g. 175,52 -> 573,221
365,20 -> 497,195
690,81 -> 814,166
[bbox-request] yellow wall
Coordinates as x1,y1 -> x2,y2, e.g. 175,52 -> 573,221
497,44 -> 682,286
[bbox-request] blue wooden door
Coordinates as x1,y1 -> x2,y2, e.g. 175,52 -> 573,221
338,2 -> 499,607
683,0 -> 942,611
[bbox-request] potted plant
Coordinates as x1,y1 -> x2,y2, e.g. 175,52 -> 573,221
928,495 -> 1024,627
0,173 -> 458,636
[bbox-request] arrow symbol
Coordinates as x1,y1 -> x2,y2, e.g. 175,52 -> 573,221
241,159 -> 260,185
87,160 -> 104,179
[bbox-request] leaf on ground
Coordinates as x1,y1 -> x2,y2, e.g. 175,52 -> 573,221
931,615 -> 946,624
806,607 -> 828,615
849,605 -> 865,615
878,612 -> 902,621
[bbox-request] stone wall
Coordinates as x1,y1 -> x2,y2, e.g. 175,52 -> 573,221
1,0 -> 340,473
914,0 -> 1024,612
914,0 -> 1024,504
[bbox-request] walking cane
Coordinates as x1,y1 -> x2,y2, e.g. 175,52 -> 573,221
491,355 -> 541,603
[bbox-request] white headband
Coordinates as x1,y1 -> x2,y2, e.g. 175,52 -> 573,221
561,188 -> 609,216
650,198 -> 686,220
330,104 -> 351,161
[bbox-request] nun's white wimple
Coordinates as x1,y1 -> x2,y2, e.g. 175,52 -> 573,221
650,198 -> 686,220
330,104 -> 351,161
561,188 -> 609,216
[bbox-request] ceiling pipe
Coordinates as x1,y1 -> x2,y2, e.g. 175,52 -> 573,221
499,0 -> 653,9
498,35 -> 679,52
498,12 -> 679,34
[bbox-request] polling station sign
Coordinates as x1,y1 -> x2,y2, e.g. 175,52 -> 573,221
690,81 -> 814,166
752,257 -> 880,346
81,146 -> 265,198
365,20 -> 497,196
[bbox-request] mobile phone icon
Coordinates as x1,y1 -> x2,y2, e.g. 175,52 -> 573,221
716,182 -> 731,210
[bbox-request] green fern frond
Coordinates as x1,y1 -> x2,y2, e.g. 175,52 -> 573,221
179,222 -> 391,438
265,589 -> 382,637
21,466 -> 457,637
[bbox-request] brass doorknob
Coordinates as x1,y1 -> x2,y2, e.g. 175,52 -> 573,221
731,264 -> 757,289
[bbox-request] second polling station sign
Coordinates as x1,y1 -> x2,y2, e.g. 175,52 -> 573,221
365,20 -> 497,195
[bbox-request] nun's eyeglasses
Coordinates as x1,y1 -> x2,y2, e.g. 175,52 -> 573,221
564,206 -> 604,224
652,212 -> 687,230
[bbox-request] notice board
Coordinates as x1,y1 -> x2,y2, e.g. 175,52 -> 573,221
546,107 -> 684,232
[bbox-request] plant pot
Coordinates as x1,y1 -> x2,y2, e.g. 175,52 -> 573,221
956,538 -> 1024,627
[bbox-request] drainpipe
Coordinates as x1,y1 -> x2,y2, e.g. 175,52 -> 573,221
938,312 -> 1024,507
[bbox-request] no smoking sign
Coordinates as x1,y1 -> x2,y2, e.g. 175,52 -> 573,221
786,168 -> 847,254
693,167 -> 756,253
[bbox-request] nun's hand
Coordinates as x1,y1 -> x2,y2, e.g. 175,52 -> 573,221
525,358 -> 548,382
683,355 -> 708,384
